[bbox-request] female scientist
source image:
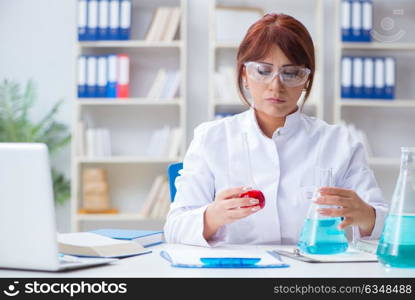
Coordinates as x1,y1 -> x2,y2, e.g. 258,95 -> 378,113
164,13 -> 387,246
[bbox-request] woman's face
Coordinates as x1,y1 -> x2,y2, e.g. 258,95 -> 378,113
242,45 -> 309,118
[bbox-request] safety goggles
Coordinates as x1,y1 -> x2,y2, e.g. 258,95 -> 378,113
244,61 -> 311,87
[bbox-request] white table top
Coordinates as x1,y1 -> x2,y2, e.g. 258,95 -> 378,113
1,244 -> 414,278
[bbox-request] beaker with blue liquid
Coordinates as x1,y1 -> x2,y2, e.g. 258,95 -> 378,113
297,168 -> 349,255
377,147 -> 415,268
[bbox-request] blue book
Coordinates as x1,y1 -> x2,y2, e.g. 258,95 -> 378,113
98,0 -> 110,40
91,229 -> 164,247
119,0 -> 132,40
86,0 -> 99,40
78,0 -> 88,40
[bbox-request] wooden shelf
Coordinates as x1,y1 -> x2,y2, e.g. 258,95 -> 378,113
76,98 -> 182,106
339,99 -> 415,108
341,42 -> 415,51
78,40 -> 183,48
76,157 -> 181,164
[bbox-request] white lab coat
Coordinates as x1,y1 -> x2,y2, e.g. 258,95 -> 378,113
164,106 -> 388,247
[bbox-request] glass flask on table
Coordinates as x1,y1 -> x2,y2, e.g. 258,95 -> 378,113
376,147 -> 415,268
297,168 -> 349,255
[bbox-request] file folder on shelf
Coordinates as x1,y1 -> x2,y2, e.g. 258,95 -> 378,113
352,57 -> 363,98
78,56 -> 87,98
78,0 -> 88,41
86,56 -> 98,98
98,0 -> 110,40
97,56 -> 108,98
107,54 -> 118,98
109,0 -> 120,40
116,54 -> 130,98
119,0 -> 132,40
86,0 -> 98,40
341,57 -> 352,98
363,57 -> 374,98
384,57 -> 395,99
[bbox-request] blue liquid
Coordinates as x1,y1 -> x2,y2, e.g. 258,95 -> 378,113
377,215 -> 415,268
297,218 -> 349,255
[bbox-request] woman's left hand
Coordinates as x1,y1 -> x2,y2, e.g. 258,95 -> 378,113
315,187 -> 376,237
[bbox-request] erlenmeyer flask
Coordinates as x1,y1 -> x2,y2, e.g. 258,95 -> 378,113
297,168 -> 349,254
376,147 -> 415,268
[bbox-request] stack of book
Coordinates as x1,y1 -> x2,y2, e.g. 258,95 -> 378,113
146,126 -> 182,159
341,0 -> 373,42
145,7 -> 181,42
78,0 -> 132,41
78,54 -> 130,98
138,175 -> 171,219
146,69 -> 181,100
341,56 -> 395,99
76,121 -> 112,157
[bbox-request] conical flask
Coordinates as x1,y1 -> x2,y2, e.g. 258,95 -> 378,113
297,168 -> 349,254
376,147 -> 415,268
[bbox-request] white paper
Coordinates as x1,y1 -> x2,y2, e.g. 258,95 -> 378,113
58,232 -> 132,247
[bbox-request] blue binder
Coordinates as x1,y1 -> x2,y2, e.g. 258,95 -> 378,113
351,0 -> 362,42
363,57 -> 374,98
341,0 -> 352,42
352,57 -> 363,98
341,56 -> 353,98
119,0 -> 132,40
96,56 -> 108,97
361,0 -> 373,42
86,0 -> 99,40
374,57 -> 385,99
78,56 -> 87,98
384,57 -> 395,100
78,0 -> 88,41
98,0 -> 110,40
109,0 -> 120,40
86,55 -> 98,97
106,54 -> 117,97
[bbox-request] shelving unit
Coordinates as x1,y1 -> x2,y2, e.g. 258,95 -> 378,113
208,0 -> 325,121
333,0 -> 415,200
71,0 -> 187,232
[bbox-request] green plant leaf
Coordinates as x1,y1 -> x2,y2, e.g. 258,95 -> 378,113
0,79 -> 71,204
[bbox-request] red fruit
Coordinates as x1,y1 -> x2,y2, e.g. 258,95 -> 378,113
240,189 -> 265,209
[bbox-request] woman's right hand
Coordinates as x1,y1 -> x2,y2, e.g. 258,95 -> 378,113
203,186 -> 262,241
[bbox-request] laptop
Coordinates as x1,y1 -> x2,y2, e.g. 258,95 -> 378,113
0,143 -> 117,271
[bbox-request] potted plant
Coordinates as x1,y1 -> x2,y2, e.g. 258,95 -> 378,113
0,79 -> 71,204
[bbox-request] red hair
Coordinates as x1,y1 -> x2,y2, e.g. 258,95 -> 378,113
236,13 -> 315,107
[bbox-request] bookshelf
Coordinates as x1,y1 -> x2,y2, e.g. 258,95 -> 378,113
333,0 -> 415,200
71,0 -> 187,232
208,0 -> 325,121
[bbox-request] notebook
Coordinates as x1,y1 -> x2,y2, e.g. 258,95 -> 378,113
160,249 -> 289,268
273,246 -> 378,263
58,232 -> 151,258
90,229 -> 164,247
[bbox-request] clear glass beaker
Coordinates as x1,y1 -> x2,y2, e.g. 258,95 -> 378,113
297,168 -> 349,255
376,147 -> 415,268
